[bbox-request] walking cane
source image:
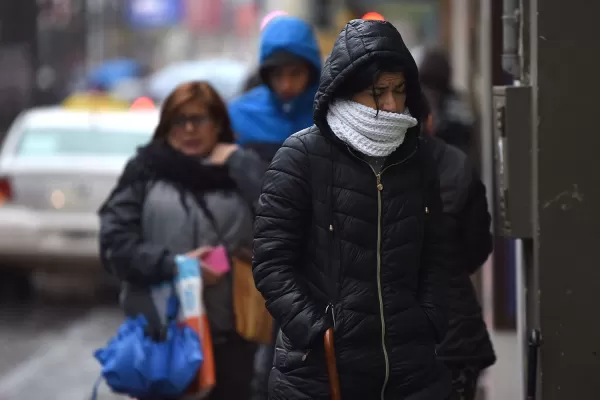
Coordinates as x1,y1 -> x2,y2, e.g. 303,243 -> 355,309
324,327 -> 341,400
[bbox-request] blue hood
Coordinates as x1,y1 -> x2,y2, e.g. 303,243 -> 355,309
259,16 -> 322,71
229,16 -> 322,148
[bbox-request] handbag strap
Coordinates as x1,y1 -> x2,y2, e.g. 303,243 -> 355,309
165,283 -> 179,322
193,195 -> 226,245
90,375 -> 103,400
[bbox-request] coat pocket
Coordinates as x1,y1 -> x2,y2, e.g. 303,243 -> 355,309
274,347 -> 312,373
418,306 -> 438,342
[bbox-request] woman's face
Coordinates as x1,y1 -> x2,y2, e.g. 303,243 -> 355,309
167,101 -> 219,157
352,71 -> 406,114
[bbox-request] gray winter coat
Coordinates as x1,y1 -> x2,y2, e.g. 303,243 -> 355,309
99,143 -> 265,342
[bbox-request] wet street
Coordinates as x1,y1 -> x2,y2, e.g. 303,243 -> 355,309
0,272 -> 521,400
0,272 -> 127,400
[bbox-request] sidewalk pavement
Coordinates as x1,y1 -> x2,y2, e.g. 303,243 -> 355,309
482,330 -> 521,400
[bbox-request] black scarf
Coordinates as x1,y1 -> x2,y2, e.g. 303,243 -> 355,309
101,141 -> 238,214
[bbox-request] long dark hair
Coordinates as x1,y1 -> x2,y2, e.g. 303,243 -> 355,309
152,81 -> 235,144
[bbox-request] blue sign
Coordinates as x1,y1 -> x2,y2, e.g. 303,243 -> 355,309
126,0 -> 182,29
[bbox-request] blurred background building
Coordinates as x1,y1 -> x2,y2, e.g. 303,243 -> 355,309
0,0 -> 479,144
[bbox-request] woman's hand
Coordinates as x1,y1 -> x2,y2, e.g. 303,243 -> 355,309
209,143 -> 239,165
185,246 -> 225,286
185,246 -> 213,259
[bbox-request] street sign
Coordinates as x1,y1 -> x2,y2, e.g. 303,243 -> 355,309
126,0 -> 182,29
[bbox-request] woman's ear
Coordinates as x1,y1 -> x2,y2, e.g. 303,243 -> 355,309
426,114 -> 434,135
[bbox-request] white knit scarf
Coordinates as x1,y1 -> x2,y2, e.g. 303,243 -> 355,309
326,100 -> 418,157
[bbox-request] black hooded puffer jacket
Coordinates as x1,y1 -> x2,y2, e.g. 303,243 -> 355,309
252,20 -> 450,400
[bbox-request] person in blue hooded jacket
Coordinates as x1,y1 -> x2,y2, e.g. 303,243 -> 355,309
229,15 -> 322,163
233,15 -> 322,400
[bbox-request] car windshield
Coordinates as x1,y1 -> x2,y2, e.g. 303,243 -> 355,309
15,127 -> 151,157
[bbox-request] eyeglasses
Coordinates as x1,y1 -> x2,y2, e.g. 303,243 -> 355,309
172,114 -> 211,129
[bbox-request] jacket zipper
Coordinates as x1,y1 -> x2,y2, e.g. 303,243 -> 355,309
346,145 -> 417,399
374,171 -> 388,400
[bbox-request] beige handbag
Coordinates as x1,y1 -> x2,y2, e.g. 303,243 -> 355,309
231,249 -> 273,344
195,198 -> 272,344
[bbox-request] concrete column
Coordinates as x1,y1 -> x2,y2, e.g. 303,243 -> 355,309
530,0 -> 600,397
449,0 -> 470,92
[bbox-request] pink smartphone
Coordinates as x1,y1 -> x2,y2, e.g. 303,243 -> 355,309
201,245 -> 231,274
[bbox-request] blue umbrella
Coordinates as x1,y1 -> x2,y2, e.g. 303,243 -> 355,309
88,58 -> 142,90
148,59 -> 249,102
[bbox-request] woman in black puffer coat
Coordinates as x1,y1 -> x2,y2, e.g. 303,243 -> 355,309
252,19 -> 451,400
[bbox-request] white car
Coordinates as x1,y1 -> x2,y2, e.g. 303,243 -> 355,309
0,107 -> 158,275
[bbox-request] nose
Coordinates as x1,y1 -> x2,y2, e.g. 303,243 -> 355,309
379,92 -> 398,113
279,77 -> 293,93
425,114 -> 434,134
184,121 -> 196,131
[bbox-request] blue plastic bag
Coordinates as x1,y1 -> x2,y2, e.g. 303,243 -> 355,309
91,285 -> 203,399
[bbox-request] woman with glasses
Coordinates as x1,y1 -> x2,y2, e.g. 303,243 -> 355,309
98,81 -> 265,400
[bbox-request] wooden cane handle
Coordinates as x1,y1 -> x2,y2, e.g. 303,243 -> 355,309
324,328 -> 342,400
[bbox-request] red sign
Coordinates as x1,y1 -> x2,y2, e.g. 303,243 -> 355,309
184,0 -> 222,32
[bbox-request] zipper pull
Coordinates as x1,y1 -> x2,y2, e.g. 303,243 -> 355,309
425,206 -> 429,214
302,349 -> 311,361
325,303 -> 336,328
329,224 -> 334,232
376,174 -> 383,191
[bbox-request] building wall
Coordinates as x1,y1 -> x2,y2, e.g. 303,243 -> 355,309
0,0 -> 38,137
